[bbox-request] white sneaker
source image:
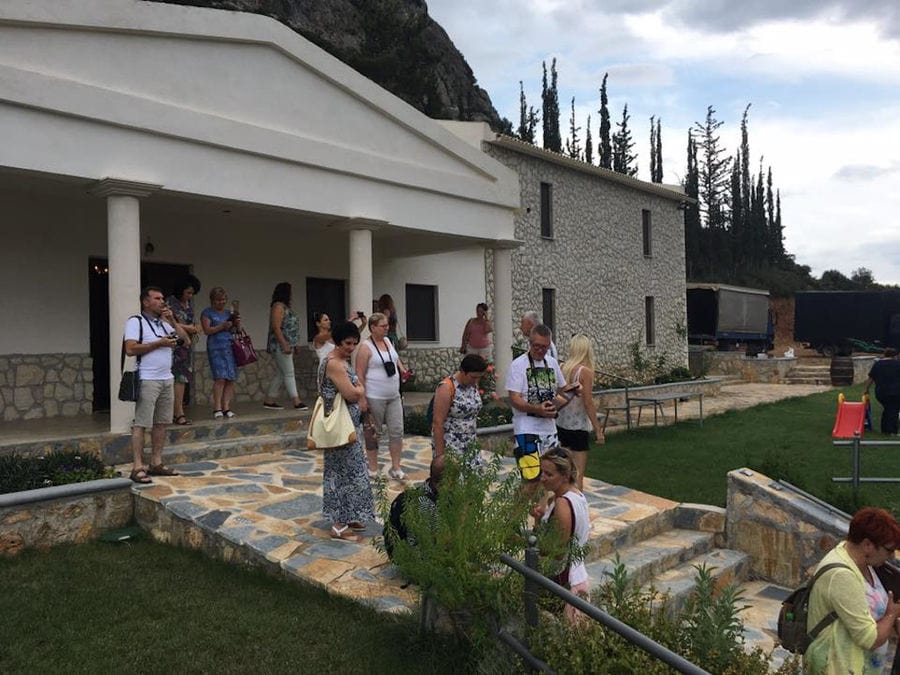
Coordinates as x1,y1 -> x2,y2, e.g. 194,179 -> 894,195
213,410 -> 224,419
387,467 -> 407,481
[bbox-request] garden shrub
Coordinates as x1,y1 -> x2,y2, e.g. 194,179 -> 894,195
0,451 -> 111,494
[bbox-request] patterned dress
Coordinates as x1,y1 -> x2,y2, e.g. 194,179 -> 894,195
440,375 -> 483,457
319,357 -> 374,525
166,295 -> 194,384
202,307 -> 237,381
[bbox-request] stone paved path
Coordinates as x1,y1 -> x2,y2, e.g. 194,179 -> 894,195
132,436 -> 680,614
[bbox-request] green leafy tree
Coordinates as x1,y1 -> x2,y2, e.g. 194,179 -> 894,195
542,58 -> 562,152
598,73 -> 612,169
851,267 -> 876,288
612,104 -> 638,176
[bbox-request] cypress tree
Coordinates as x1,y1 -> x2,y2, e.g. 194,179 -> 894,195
693,106 -> 732,232
729,152 -> 742,272
684,131 -> 703,279
598,73 -> 611,169
612,104 -> 638,176
542,58 -> 561,152
565,97 -> 581,159
584,114 -> 593,165
517,81 -> 528,141
649,116 -> 657,182
654,118 -> 663,183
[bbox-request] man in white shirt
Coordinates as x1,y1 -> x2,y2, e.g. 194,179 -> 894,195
124,286 -> 190,483
505,324 -> 578,481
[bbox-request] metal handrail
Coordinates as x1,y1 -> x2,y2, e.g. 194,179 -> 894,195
832,433 -> 900,490
499,546 -> 710,675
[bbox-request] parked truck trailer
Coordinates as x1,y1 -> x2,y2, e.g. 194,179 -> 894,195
794,290 -> 900,356
686,283 -> 773,355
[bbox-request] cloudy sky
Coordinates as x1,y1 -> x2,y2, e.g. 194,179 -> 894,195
427,0 -> 900,285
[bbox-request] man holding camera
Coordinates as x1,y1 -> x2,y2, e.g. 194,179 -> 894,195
124,286 -> 190,483
505,324 -> 579,481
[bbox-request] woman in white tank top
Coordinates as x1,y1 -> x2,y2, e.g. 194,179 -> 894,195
539,447 -> 591,624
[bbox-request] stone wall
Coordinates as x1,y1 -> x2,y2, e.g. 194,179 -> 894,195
0,353 -> 93,422
401,346 -> 461,387
0,478 -> 134,557
726,468 -> 847,587
483,143 -> 688,368
703,353 -> 798,383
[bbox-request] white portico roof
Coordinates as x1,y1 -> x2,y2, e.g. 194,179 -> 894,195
0,0 -> 519,242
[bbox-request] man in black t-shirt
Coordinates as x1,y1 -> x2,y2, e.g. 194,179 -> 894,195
865,348 -> 900,435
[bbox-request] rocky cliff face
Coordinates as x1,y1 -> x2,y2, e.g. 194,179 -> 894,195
148,0 -> 502,128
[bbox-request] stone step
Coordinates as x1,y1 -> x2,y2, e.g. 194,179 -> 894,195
645,548 -> 752,615
789,366 -> 831,374
584,528 -> 716,587
784,377 -> 832,385
1,413 -> 306,462
109,431 -> 308,467
583,496 -> 677,563
738,580 -> 794,671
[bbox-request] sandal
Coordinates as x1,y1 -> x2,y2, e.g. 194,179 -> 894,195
223,410 -> 236,419
173,415 -> 192,426
129,467 -> 152,484
148,464 -> 180,476
330,525 -> 362,543
347,522 -> 367,531
213,410 -> 224,419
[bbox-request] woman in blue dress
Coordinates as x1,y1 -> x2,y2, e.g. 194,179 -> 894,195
201,286 -> 239,419
320,320 -> 374,542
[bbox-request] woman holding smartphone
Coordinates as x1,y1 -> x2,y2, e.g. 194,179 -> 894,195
201,286 -> 240,419
556,334 -> 604,489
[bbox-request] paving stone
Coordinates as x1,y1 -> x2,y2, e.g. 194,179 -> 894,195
258,494 -> 321,520
197,509 -> 234,531
193,484 -> 267,497
166,501 -> 207,519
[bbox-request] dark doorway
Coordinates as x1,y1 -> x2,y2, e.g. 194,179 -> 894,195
89,258 -> 191,411
306,277 -> 346,341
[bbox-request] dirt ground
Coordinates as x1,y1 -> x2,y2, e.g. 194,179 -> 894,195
770,295 -> 822,357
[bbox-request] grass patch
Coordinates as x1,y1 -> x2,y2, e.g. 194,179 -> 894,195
586,384 -> 900,512
0,540 -> 464,674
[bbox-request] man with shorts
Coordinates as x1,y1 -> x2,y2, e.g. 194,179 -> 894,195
124,286 -> 190,483
505,324 -> 579,481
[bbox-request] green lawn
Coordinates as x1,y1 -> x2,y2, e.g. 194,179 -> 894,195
585,384 -> 900,512
0,540 -> 463,674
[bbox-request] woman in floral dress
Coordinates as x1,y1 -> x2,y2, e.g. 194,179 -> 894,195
431,354 -> 487,461
320,320 -> 374,542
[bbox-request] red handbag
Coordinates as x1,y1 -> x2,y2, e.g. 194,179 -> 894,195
231,328 -> 258,367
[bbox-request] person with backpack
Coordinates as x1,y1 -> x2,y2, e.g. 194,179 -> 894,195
805,507 -> 900,674
431,354 -> 488,461
384,455 -> 443,560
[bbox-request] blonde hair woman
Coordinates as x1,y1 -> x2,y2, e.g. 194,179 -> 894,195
556,334 -> 605,489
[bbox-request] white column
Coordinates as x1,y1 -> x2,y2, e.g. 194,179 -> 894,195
492,246 -> 514,386
348,228 -> 373,319
91,178 -> 162,433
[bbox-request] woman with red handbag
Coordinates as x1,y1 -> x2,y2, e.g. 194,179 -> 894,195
201,286 -> 240,419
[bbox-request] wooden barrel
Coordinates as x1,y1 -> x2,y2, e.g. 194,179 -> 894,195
830,356 -> 854,387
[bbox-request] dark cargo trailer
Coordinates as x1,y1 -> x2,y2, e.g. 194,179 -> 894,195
686,283 -> 773,355
793,290 -> 900,356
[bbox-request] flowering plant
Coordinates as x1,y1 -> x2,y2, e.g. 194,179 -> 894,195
478,362 -> 500,405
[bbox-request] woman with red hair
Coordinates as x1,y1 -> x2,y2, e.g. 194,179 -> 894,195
806,507 -> 900,673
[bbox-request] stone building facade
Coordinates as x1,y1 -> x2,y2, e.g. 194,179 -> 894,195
482,136 -> 689,369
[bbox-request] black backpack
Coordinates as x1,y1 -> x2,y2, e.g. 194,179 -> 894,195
383,486 -> 437,560
777,562 -> 850,654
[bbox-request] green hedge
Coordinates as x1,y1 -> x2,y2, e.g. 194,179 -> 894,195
0,451 -> 111,495
404,403 -> 513,436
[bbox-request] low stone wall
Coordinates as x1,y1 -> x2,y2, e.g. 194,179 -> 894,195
0,353 -> 93,422
853,356 -> 876,383
0,478 -> 134,557
703,353 -> 798,383
725,468 -> 847,587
